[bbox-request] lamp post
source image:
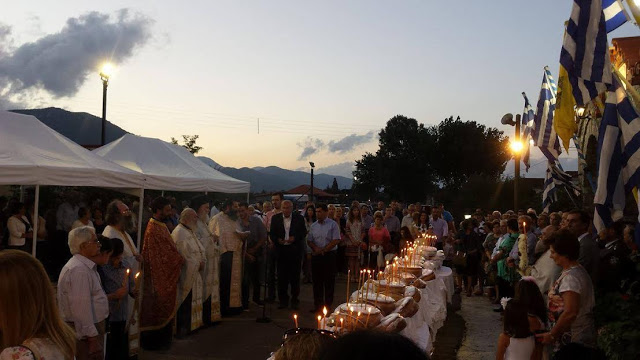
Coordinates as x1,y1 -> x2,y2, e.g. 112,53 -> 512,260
309,161 -> 315,203
99,63 -> 113,146
502,113 -> 523,210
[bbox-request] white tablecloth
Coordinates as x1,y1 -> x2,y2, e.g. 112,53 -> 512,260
400,266 -> 453,353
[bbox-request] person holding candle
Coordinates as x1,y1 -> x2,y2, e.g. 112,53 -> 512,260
307,204 -> 341,313
345,206 -> 365,282
97,238 -> 136,360
368,212 -> 391,269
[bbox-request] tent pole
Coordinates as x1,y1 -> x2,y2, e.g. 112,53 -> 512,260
161,190 -> 164,197
19,186 -> 25,202
136,188 -> 144,252
31,185 -> 40,257
246,192 -> 250,203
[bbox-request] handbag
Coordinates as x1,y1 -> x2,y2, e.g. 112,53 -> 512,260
452,251 -> 467,268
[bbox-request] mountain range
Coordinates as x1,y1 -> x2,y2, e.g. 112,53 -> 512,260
10,107 -> 353,191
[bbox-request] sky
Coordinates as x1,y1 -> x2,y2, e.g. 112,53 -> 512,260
1,1 -> 639,178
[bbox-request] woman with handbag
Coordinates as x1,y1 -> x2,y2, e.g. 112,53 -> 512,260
368,211 -> 390,270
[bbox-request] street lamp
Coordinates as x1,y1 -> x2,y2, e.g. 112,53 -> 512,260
501,113 -> 522,210
309,162 -> 315,203
99,62 -> 114,146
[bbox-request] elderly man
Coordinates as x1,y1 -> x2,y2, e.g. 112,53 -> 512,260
307,203 -> 341,313
209,200 -> 244,316
270,200 -> 306,310
172,208 -> 206,337
190,196 -> 221,324
140,197 -> 184,351
58,226 -> 109,360
238,202 -> 267,309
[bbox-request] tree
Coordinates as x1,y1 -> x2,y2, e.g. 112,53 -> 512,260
354,115 -> 436,200
430,116 -> 510,189
330,178 -> 340,193
353,114 -> 509,203
171,135 -> 203,154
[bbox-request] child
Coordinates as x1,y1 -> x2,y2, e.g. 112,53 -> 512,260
98,237 -> 136,360
496,299 -> 535,360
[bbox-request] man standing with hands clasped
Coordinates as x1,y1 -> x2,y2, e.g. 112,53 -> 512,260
307,203 -> 341,313
270,200 -> 307,310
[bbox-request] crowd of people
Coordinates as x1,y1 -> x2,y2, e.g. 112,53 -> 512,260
1,190 -> 638,360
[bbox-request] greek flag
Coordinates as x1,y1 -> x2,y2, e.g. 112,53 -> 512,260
521,92 -> 535,171
603,0 -> 628,33
593,75 -> 640,232
560,0 -> 613,106
533,68 -> 562,162
543,161 -> 581,212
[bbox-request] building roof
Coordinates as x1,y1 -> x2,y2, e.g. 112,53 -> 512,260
285,184 -> 338,198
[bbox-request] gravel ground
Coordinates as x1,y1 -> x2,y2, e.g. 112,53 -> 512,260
456,294 -> 502,360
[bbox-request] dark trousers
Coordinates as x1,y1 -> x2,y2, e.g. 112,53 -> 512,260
106,321 -> 128,360
140,320 -> 172,351
311,250 -> 337,310
242,256 -> 262,308
176,291 -> 192,338
277,246 -> 302,306
266,247 -> 277,300
220,251 -> 234,316
497,277 -> 514,298
202,296 -> 212,326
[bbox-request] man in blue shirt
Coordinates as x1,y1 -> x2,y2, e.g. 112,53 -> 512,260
307,203 -> 341,313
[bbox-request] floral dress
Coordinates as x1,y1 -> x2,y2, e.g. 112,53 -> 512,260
0,338 -> 66,360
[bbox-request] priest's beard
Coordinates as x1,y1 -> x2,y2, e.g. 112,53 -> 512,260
227,209 -> 238,221
120,216 -> 134,232
198,212 -> 209,224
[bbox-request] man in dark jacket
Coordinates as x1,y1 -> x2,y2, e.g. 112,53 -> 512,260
270,200 -> 307,310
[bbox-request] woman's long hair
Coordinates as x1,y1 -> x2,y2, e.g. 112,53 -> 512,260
304,205 -> 316,223
514,279 -> 548,327
347,205 -> 361,224
0,251 -> 76,359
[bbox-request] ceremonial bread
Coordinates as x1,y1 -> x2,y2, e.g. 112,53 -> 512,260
394,296 -> 419,318
376,313 -> 407,333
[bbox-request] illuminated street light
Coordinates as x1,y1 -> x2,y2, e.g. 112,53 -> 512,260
510,140 -> 524,154
99,62 -> 114,146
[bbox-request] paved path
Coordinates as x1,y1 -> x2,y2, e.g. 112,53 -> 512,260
456,294 -> 502,360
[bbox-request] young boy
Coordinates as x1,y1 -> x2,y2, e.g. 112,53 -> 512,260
98,237 -> 135,360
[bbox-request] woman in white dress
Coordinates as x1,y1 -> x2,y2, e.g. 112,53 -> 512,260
0,250 -> 76,360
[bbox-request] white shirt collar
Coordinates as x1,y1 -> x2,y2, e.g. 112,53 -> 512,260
578,232 -> 588,242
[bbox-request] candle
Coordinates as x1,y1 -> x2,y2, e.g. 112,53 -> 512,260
355,311 -> 361,331
122,268 -> 130,288
346,269 -> 350,304
317,315 -> 322,329
523,221 -> 527,232
339,317 -> 344,333
357,270 -> 362,302
322,306 -> 328,328
366,307 -> 372,327
293,314 -> 298,328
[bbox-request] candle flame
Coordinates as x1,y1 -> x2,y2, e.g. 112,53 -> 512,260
126,269 -> 130,275
317,315 -> 322,321
294,314 -> 297,320
322,307 -> 328,316
135,272 -> 140,279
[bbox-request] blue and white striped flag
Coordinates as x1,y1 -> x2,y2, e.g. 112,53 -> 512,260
593,75 -> 640,232
543,161 -> 581,212
521,92 -> 535,171
560,0 -> 613,106
533,68 -> 562,162
602,0 -> 628,33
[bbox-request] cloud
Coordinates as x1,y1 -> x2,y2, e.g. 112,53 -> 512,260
327,131 -> 376,154
316,161 -> 355,178
0,9 -> 153,107
297,137 -> 325,160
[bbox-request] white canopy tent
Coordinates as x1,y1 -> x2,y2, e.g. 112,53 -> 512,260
93,134 -> 250,193
0,111 -> 145,255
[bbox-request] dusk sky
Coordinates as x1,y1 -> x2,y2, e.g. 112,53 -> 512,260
2,1 -> 638,178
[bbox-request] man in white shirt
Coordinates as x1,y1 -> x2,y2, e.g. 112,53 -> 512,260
58,226 -> 109,360
430,208 -> 449,249
401,204 -> 416,229
567,210 -> 599,280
